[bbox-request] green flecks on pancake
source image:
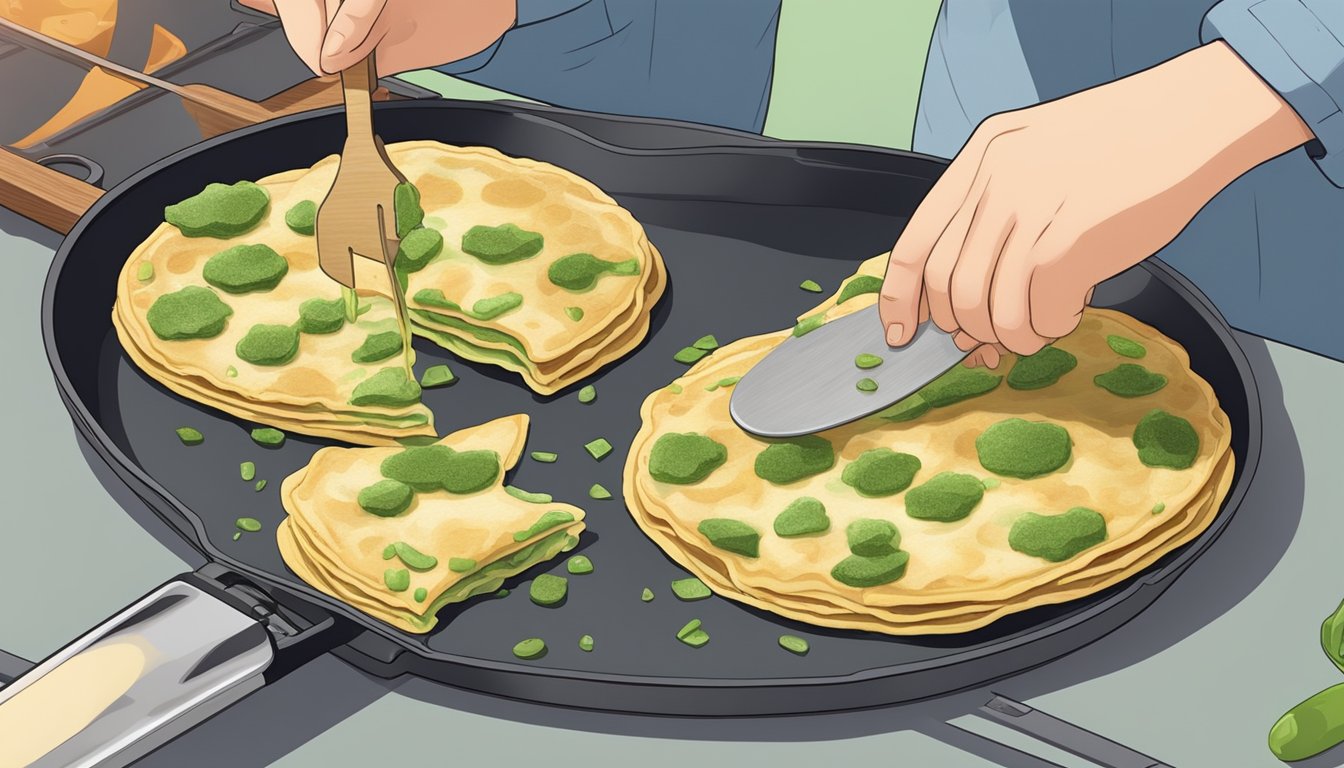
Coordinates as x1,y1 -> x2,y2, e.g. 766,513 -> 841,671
352,331 -> 404,364
845,518 -> 900,556
449,557 -> 477,573
349,367 -> 422,408
236,323 -> 299,366
394,182 -> 424,238
877,393 -> 932,423
1008,508 -> 1107,562
462,223 -> 543,264
919,364 -> 1002,406
697,518 -> 760,557
841,448 -> 921,497
547,252 -> 640,292
514,510 -> 577,542
754,435 -> 835,485
298,297 -> 345,334
284,200 -> 316,235
976,418 -> 1072,479
831,550 -> 909,587
564,306 -> 584,321
384,568 -> 411,592
905,471 -> 984,522
136,262 -> 154,282
1094,363 -> 1168,397
165,181 -> 269,238
203,244 -> 289,294
1106,334 -> 1147,358
357,479 -> 414,517
380,444 -> 500,493
773,497 -> 830,537
648,433 -> 727,485
385,541 -> 438,571
396,227 -> 443,273
146,286 -> 233,340
1132,409 -> 1199,469
837,275 -> 883,305
1006,346 -> 1078,390
792,314 -> 826,337
411,289 -> 522,322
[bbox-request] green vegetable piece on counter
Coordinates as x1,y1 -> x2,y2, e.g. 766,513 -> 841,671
1094,363 -> 1168,397
578,385 -> 596,403
855,353 -> 883,370
505,485 -> 552,504
147,286 -> 233,340
298,297 -> 345,334
165,180 -> 269,238
670,577 -> 711,601
203,244 -> 289,294
837,275 -> 883,304
705,376 -> 740,391
698,518 -> 760,558
387,541 -> 437,571
845,518 -> 900,556
236,323 -> 299,366
380,445 -> 500,493
842,448 -> 921,497
641,587 -> 655,602
919,365 -> 1002,406
396,227 -> 443,272
255,480 -> 267,492
588,483 -> 612,500
394,182 -> 423,238
793,314 -> 826,337
649,432 -> 727,485
578,635 -> 594,652
677,619 -> 709,647
856,377 -> 879,392
496,589 -> 510,598
831,551 -> 910,587
673,346 -> 707,364
754,435 -> 835,485
877,394 -> 932,423
529,573 -> 568,606
567,555 -> 594,575
778,635 -> 810,655
358,479 -> 414,517
175,427 -> 204,446
240,462 -> 256,482
471,292 -> 523,320
905,472 -> 985,522
584,438 -> 613,461
977,418 -> 1072,478
1007,346 -> 1077,390
136,262 -> 154,281
250,428 -> 285,447
1107,335 -> 1147,359
693,335 -> 719,351
564,306 -> 584,322
350,368 -> 421,407
232,532 -> 241,541
513,510 -> 576,542
284,199 -> 316,235
800,279 -> 823,292
383,568 -> 410,592
462,223 -> 543,264
419,364 -> 456,388
1132,410 -> 1199,469
414,588 -> 428,602
235,517 -> 261,532
352,331 -> 403,364
773,497 -> 830,537
547,252 -> 640,291
512,638 -> 547,660
1009,508 -> 1107,562
449,557 -> 477,573
530,451 -> 558,463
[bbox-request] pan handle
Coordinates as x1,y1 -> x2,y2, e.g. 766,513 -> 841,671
0,574 -> 277,767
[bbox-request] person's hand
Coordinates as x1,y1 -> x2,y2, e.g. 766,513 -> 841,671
245,0 -> 516,77
879,41 -> 1313,368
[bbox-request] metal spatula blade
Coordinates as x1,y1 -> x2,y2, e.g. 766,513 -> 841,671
729,305 -> 968,437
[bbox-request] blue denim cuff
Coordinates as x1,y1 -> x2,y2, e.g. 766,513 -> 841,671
435,0 -> 595,75
1203,0 -> 1344,186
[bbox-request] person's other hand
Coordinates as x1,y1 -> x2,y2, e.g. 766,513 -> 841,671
879,41 -> 1313,367
253,0 -> 516,76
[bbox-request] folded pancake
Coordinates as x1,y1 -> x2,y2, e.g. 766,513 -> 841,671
277,414 -> 586,633
624,255 -> 1233,635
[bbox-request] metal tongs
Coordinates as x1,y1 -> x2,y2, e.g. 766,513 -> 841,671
315,51 -> 413,373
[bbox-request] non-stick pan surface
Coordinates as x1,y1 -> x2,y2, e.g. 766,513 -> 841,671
42,101 -> 1260,716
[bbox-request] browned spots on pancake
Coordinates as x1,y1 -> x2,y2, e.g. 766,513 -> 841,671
415,174 -> 463,206
132,292 -> 152,311
283,245 -> 319,272
539,204 -> 571,225
166,251 -> 198,275
558,222 -> 600,246
481,178 -> 546,208
271,367 -> 336,400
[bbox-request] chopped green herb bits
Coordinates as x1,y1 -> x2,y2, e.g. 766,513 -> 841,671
297,297 -> 345,334
136,262 -> 155,281
512,638 -> 547,660
878,394 -> 932,423
226,366 -> 238,378
548,252 -> 640,291
837,275 -> 883,304
800,279 -> 823,293
577,384 -> 597,403
567,555 -> 594,575
352,331 -> 404,364
778,635 -> 810,655
255,479 -> 267,492
236,323 -> 300,366
529,574 -> 568,606
919,365 -> 1002,406
565,306 -> 585,322
381,445 -> 501,493
505,485 -> 553,504
692,334 -> 719,351
704,376 -> 740,391
793,314 -> 826,337
754,435 -> 835,485
284,199 -> 316,235
203,244 -> 289,294
842,448 -> 921,497
388,541 -> 438,571
976,418 -> 1072,478
530,451 -> 558,463
773,497 -> 830,537
673,346 -> 707,364
831,551 -> 909,587
670,577 -> 711,601
666,383 -> 683,394
470,292 -> 524,320
584,438 -> 613,461
232,532 -> 242,541
1006,346 -> 1078,390
856,377 -> 879,392
1132,410 -> 1199,469
463,223 -> 543,264
1009,508 -> 1107,562
1107,335 -> 1147,359
641,587 -> 655,602
240,461 -> 256,482
846,518 -> 900,556
698,518 -> 760,557
349,368 -> 421,408
147,286 -> 233,340
677,619 -> 710,647
905,472 -> 985,522
414,588 -> 428,602
396,227 -> 444,273
250,427 -> 285,447
419,364 -> 456,388
578,634 -> 594,652
513,510 -> 576,542
1094,363 -> 1168,397
496,589 -> 510,598
175,427 -> 204,446
1152,502 -> 1166,515
650,433 -> 727,484
393,183 -> 423,238
358,479 -> 414,517
384,568 -> 411,592
449,557 -> 477,572
235,517 -> 262,532
164,180 -> 269,238
588,483 -> 612,500
855,353 -> 883,369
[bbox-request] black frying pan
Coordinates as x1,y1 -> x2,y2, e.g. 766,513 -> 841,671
7,101 -> 1259,764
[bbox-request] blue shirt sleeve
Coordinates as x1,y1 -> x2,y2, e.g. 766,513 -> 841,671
434,0 -> 781,134
1202,0 -> 1344,186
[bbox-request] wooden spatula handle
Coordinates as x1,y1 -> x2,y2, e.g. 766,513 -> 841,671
341,54 -> 379,150
0,149 -> 104,235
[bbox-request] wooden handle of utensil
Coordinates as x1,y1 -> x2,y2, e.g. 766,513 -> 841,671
340,53 -> 379,149
0,149 -> 104,235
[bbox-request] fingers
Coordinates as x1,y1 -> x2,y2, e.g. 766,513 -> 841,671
961,343 -> 1003,370
273,0 -> 332,76
320,0 -> 390,73
949,196 -> 1013,344
989,223 -> 1053,356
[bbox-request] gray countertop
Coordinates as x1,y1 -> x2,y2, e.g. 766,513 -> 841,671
4,201 -> 1343,768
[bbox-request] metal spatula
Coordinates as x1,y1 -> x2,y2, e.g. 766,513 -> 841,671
729,305 -> 968,437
